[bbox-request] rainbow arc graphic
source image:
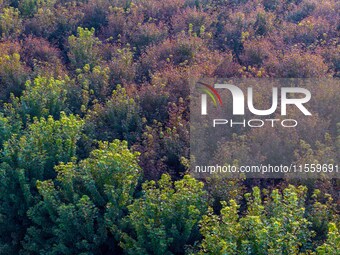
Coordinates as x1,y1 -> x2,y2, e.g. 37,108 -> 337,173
197,81 -> 223,107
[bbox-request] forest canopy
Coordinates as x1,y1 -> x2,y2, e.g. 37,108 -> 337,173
0,0 -> 339,254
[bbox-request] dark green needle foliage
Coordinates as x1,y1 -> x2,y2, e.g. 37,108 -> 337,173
22,140 -> 141,254
122,174 -> 208,255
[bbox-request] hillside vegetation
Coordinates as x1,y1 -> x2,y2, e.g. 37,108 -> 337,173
0,0 -> 339,254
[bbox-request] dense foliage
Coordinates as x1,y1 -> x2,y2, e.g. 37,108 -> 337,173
0,0 -> 339,254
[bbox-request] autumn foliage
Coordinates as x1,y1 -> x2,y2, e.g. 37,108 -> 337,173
0,0 -> 339,254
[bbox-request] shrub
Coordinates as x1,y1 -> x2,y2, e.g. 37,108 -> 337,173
85,85 -> 143,145
269,50 -> 328,78
287,0 -> 316,23
0,113 -> 83,254
122,174 -> 207,255
204,174 -> 245,213
18,0 -> 38,17
2,113 -> 83,177
19,37 -> 65,77
254,11 -> 273,36
10,76 -> 68,123
25,5 -> 84,42
199,186 -> 314,254
283,17 -> 331,45
293,135 -> 338,169
214,52 -> 241,77
102,7 -> 126,40
20,36 -> 61,69
138,35 -> 204,80
0,7 -> 22,39
106,46 -> 136,85
150,65 -> 190,100
213,11 -> 248,55
0,40 -> 21,55
24,7 -> 57,38
138,85 -> 169,123
51,6 -> 85,43
263,0 -> 280,11
68,27 -> 102,69
18,0 -> 55,17
101,5 -> 143,43
199,201 -> 240,254
322,46 -> 340,77
76,64 -> 110,103
316,223 -> 340,254
130,22 -> 168,52
136,98 -> 189,179
136,0 -> 185,22
0,53 -> 28,102
308,189 -> 337,247
81,0 -> 110,30
22,140 -> 141,254
240,39 -> 275,67
171,7 -> 215,36
0,113 -> 21,149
